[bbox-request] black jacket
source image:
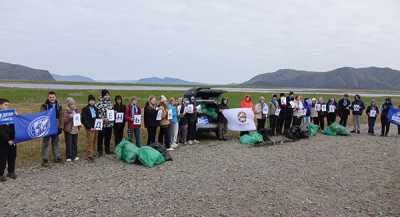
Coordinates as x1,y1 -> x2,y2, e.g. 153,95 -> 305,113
81,105 -> 99,129
338,98 -> 351,116
144,104 -> 158,128
381,102 -> 393,117
366,105 -> 380,118
350,100 -> 365,115
113,103 -> 126,129
217,102 -> 229,123
0,124 -> 15,145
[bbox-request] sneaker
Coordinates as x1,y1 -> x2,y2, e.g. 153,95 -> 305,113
41,160 -> 49,167
0,176 -> 6,182
194,140 -> 200,144
74,157 -> 79,161
167,148 -> 175,151
66,159 -> 72,162
350,130 -> 356,133
188,140 -> 193,145
7,173 -> 17,179
171,143 -> 179,149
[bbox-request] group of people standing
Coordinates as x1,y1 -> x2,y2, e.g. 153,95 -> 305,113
248,92 -> 400,137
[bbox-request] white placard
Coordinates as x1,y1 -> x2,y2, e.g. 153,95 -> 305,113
353,104 -> 360,112
289,101 -> 295,108
274,108 -> 281,116
115,112 -> 124,123
156,110 -> 163,121
186,104 -> 194,114
106,110 -> 115,121
73,113 -> 81,127
94,119 -> 103,131
316,104 -> 321,112
369,110 -> 377,118
262,106 -> 269,115
329,105 -> 335,113
281,97 -> 287,105
321,105 -> 327,112
134,114 -> 141,125
168,109 -> 173,120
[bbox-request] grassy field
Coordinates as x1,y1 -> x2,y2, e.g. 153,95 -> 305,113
2,87 -> 399,167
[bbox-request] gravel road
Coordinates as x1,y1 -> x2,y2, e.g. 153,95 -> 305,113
1,126 -> 399,217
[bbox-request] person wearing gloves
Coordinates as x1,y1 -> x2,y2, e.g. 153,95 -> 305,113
63,97 -> 80,162
144,96 -> 158,145
81,95 -> 98,162
217,97 -> 229,141
326,97 -> 337,126
168,97 -> 179,149
268,95 -> 279,136
338,94 -> 351,127
0,98 -> 17,182
113,95 -> 126,147
366,99 -> 379,135
240,95 -> 255,136
125,96 -> 142,146
254,96 -> 268,131
95,89 -> 114,156
380,97 -> 393,137
292,95 -> 304,127
350,94 -> 365,134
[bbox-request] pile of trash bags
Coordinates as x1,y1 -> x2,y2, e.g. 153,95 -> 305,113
286,126 -> 309,140
199,103 -> 218,120
115,139 -> 171,168
307,124 -> 320,137
240,132 -> 264,145
323,123 -> 351,136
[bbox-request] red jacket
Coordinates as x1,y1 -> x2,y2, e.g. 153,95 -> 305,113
125,104 -> 142,129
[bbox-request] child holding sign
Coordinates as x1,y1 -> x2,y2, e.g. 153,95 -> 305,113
113,95 -> 126,147
63,97 -> 80,162
81,95 -> 98,161
366,99 -> 379,135
125,96 -> 142,146
0,98 -> 16,182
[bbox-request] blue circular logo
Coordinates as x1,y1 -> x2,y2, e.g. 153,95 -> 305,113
27,116 -> 50,138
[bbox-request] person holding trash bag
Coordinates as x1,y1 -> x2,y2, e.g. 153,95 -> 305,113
380,97 -> 393,137
125,96 -> 141,146
255,96 -> 268,131
95,89 -> 114,156
326,97 -> 337,126
144,96 -> 158,145
81,95 -> 98,161
366,99 -> 379,135
63,97 -> 80,162
268,94 -> 279,136
113,95 -> 126,147
217,97 -> 229,141
338,94 -> 351,127
350,94 -> 365,134
0,98 -> 17,182
240,95 -> 254,136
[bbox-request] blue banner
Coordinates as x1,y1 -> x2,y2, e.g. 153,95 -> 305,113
14,108 -> 58,143
0,109 -> 16,125
387,108 -> 400,126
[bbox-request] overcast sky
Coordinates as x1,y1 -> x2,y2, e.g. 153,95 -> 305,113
1,0 -> 399,84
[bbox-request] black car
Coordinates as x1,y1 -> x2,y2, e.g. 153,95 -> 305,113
183,87 -> 226,136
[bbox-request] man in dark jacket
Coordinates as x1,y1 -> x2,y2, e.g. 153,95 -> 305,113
217,97 -> 229,141
338,94 -> 351,127
380,97 -> 393,136
350,94 -> 365,134
40,91 -> 62,167
366,99 -> 379,135
81,95 -> 98,161
0,98 -> 16,181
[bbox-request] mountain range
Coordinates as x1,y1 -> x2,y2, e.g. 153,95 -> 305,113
244,67 -> 400,90
0,61 -> 54,81
51,73 -> 95,82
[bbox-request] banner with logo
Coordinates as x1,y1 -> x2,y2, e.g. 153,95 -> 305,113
0,109 -> 16,125
14,108 -> 58,143
388,108 -> 400,126
222,108 -> 256,131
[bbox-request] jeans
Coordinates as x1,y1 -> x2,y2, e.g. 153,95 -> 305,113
269,115 -> 278,136
303,116 -> 311,127
97,127 -> 112,155
339,114 -> 349,127
169,122 -> 179,144
178,124 -> 188,144
64,132 -> 78,160
42,135 -> 60,161
128,128 -> 141,146
367,117 -> 376,134
0,143 -> 16,176
353,115 -> 361,132
187,118 -> 197,141
218,122 -> 227,139
381,116 -> 390,136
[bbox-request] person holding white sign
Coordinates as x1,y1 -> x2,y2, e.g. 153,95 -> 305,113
125,96 -> 142,146
268,95 -> 280,136
81,95 -> 98,161
186,96 -> 200,145
113,95 -> 126,146
366,99 -> 380,135
316,97 -> 326,130
95,89 -> 114,156
168,98 -> 179,149
62,97 -> 80,162
158,100 -> 172,150
254,96 -> 268,131
350,94 -> 365,134
326,97 -> 337,126
292,95 -> 304,127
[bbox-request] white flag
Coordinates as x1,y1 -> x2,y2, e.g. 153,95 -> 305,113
222,108 -> 256,131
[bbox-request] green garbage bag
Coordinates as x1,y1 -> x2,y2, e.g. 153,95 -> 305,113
240,132 -> 264,145
323,127 -> 337,136
114,139 -> 140,164
329,123 -> 351,136
138,146 -> 166,168
200,104 -> 218,120
307,124 -> 320,136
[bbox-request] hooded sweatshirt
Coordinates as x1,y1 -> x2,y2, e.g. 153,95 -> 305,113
240,95 -> 254,111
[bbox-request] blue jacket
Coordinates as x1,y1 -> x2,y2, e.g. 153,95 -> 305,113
168,103 -> 178,124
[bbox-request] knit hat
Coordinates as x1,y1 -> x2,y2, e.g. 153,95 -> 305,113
88,95 -> 95,102
101,89 -> 110,97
